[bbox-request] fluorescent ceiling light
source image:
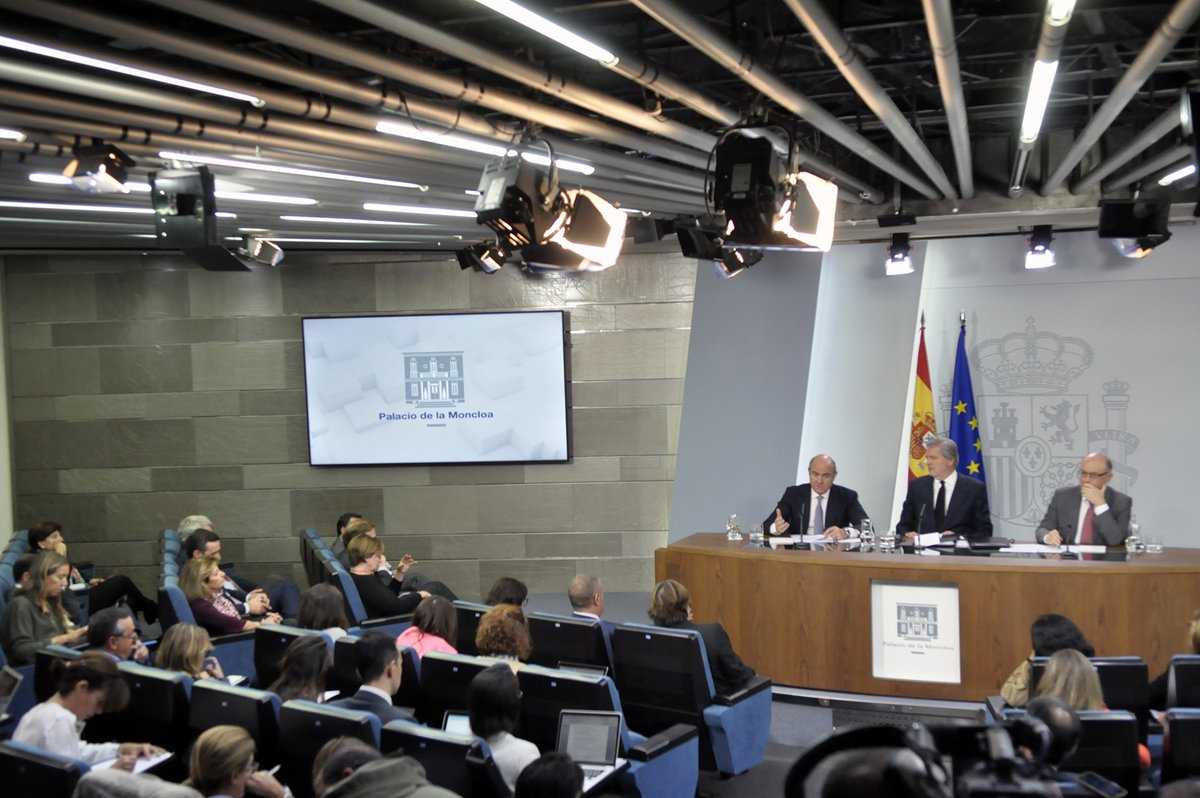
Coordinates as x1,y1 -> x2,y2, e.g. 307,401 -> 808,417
470,0 -> 618,65
238,227 -> 271,232
127,178 -> 254,194
0,215 -> 149,226
0,33 -> 265,107
214,190 -> 316,206
465,189 -> 482,196
158,151 -> 427,191
620,207 -> 650,216
223,236 -> 414,244
1046,0 -> 1077,26
1019,59 -> 1059,144
0,200 -> 150,214
215,212 -> 238,219
279,215 -> 433,227
29,172 -> 72,185
363,202 -> 476,218
0,127 -> 26,142
1158,163 -> 1197,186
374,120 -> 595,175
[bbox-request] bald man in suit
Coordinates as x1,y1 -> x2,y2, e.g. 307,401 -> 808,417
763,454 -> 868,541
1036,452 -> 1133,546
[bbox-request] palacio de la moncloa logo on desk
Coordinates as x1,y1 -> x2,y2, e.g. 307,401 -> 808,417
957,317 -> 1139,536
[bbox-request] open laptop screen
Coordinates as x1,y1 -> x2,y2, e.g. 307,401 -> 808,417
557,710 -> 620,766
442,710 -> 472,736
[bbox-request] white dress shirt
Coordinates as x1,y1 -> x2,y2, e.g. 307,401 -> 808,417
1075,495 -> 1110,543
358,684 -> 394,704
934,471 -> 958,526
13,700 -> 120,764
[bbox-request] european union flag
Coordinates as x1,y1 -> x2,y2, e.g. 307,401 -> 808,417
949,320 -> 987,490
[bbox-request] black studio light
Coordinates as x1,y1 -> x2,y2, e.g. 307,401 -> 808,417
62,142 -> 135,194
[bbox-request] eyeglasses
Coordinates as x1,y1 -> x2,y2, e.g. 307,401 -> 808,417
1080,470 -> 1111,479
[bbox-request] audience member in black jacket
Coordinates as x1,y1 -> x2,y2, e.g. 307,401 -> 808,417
347,535 -> 428,619
648,578 -> 755,695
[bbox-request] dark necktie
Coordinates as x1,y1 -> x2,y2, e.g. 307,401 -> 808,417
934,480 -> 946,532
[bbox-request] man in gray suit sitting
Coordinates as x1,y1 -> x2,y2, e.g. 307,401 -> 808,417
1036,452 -> 1133,546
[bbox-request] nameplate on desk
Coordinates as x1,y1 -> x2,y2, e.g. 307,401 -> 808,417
870,581 -> 961,684
999,543 -> 1108,554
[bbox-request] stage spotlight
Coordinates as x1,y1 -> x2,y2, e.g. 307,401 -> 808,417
714,134 -> 838,251
472,146 -> 626,273
717,248 -> 762,279
676,222 -> 724,261
455,241 -> 507,274
62,143 -> 135,194
1025,225 -> 1055,269
885,233 -> 913,276
1098,198 -> 1171,258
239,235 -> 284,267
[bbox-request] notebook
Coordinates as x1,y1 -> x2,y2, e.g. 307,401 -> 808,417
556,710 -> 625,793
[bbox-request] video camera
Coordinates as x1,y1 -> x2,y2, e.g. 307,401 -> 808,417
784,714 -> 1071,798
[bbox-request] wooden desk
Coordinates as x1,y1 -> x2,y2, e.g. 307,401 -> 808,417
657,534 -> 1200,701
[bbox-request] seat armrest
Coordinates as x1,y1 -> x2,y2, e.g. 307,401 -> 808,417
714,675 -> 772,706
212,630 -> 256,644
626,723 -> 698,761
360,614 -> 413,629
985,695 -> 1007,722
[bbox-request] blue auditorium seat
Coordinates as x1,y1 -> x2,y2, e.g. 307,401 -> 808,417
254,624 -> 323,690
329,635 -> 421,713
452,600 -> 491,655
380,722 -> 509,798
278,700 -> 380,798
1163,708 -> 1200,783
527,611 -> 612,672
1006,707 -> 1141,795
611,622 -> 771,776
189,680 -> 282,767
1030,655 -> 1149,740
324,560 -> 369,626
1168,655 -> 1200,708
34,644 -> 82,702
419,651 -> 492,726
0,740 -> 89,795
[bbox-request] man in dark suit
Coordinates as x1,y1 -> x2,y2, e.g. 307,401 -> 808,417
567,574 -> 614,665
329,631 -> 417,724
1036,452 -> 1133,546
762,454 -> 869,540
896,437 -> 993,542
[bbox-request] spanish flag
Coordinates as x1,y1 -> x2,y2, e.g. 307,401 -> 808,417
908,316 -> 937,480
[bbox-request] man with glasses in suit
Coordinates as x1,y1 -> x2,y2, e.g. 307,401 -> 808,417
1036,452 -> 1133,547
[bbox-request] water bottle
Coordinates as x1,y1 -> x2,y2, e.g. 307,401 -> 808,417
1124,513 -> 1142,554
859,519 -> 875,546
725,514 -> 743,542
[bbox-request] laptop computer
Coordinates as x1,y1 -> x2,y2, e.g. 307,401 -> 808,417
556,710 -> 626,793
0,665 -> 24,721
442,710 -> 473,737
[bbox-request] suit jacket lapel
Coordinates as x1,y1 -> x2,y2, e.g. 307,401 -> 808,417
824,488 -> 841,529
945,476 -> 967,527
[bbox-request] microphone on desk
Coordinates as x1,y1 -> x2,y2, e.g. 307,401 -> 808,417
915,503 -> 927,536
799,501 -> 808,536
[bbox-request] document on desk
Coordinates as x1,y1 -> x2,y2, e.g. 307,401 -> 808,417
94,751 -> 172,774
999,543 -> 1108,554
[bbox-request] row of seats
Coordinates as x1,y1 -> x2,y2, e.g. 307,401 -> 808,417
15,634 -> 701,798
0,532 -> 36,736
301,529 -> 771,777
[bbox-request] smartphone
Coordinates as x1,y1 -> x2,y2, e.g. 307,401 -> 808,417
1073,772 -> 1127,798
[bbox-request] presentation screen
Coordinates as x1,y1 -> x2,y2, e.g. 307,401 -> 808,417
302,311 -> 570,466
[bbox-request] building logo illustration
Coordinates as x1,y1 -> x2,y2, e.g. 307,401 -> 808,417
949,318 -> 1140,533
404,351 -> 465,408
897,604 -> 939,641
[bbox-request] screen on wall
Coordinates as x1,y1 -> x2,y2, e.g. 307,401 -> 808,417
302,311 -> 570,466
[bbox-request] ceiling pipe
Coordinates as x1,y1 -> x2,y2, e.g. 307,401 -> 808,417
628,0 -> 941,200
0,70 -> 707,204
1102,143 -> 1195,190
921,0 -> 975,199
1040,0 -> 1200,195
783,0 -> 957,200
1070,102 -> 1184,192
0,7 -> 709,191
1008,0 -> 1074,198
0,107 -> 709,217
127,0 -> 709,170
303,0 -> 713,153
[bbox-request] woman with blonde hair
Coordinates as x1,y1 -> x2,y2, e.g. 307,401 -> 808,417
1035,649 -> 1150,769
5,551 -> 88,665
648,578 -> 755,696
346,534 -> 427,619
181,557 -> 280,637
188,725 -> 288,798
156,623 -> 225,680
